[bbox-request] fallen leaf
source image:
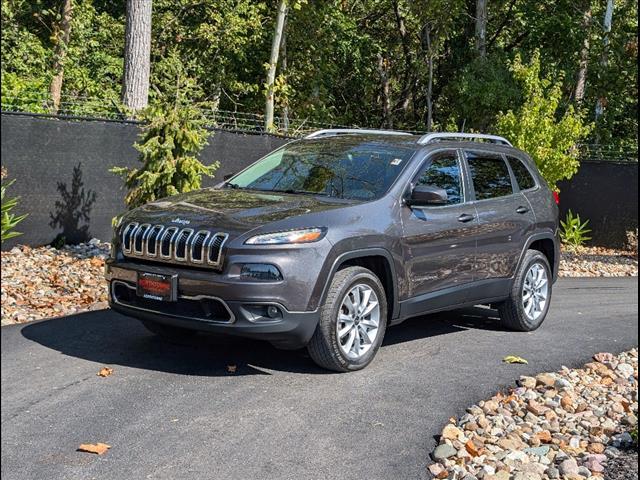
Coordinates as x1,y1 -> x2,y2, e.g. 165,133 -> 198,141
77,443 -> 111,455
90,257 -> 105,268
503,355 -> 529,365
227,365 -> 237,373
97,367 -> 113,377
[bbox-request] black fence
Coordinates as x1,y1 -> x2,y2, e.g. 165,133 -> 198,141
1,113 -> 638,249
1,113 -> 289,248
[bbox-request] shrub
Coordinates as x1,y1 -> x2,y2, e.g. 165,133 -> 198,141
1,167 -> 28,243
496,52 -> 592,192
560,210 -> 592,250
626,229 -> 638,257
110,96 -> 219,209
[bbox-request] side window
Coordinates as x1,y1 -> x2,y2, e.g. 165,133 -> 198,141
465,151 -> 513,200
416,153 -> 463,205
507,156 -> 537,191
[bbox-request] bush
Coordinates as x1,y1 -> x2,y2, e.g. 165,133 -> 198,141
110,96 -> 219,209
626,229 -> 638,256
560,210 -> 592,250
496,52 -> 592,192
1,167 -> 28,243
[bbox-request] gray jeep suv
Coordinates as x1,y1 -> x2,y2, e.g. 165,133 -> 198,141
106,130 -> 560,372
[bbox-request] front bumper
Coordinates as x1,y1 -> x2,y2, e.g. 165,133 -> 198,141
105,260 -> 319,349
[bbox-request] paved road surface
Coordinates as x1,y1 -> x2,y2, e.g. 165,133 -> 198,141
2,278 -> 638,480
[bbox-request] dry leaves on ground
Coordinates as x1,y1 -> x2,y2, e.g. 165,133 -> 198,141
77,443 -> 111,455
97,367 -> 114,377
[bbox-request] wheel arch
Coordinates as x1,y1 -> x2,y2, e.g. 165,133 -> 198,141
516,233 -> 560,282
317,249 -> 399,322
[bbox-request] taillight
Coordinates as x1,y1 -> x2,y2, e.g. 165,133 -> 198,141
552,191 -> 560,205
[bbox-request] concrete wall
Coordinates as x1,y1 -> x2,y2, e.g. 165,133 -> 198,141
2,113 -> 638,249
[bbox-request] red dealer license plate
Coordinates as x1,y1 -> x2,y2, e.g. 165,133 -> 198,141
136,272 -> 178,302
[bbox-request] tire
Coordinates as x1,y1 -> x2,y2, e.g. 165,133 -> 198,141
307,266 -> 388,372
498,250 -> 553,331
140,320 -> 198,343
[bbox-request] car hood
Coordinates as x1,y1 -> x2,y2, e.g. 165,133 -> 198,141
123,188 -> 354,237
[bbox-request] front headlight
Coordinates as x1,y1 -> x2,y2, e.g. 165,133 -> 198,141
245,227 -> 327,245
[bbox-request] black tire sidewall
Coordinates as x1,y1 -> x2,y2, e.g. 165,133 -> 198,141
513,251 -> 553,330
323,270 -> 388,371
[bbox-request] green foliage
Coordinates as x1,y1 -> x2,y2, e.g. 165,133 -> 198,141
0,0 -> 637,150
1,171 -> 28,243
560,210 -> 592,249
111,92 -> 219,209
496,53 -> 592,191
631,427 -> 638,446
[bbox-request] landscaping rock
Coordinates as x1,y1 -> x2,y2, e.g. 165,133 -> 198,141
429,349 -> 638,480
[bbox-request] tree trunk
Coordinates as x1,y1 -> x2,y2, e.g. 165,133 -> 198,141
265,0 -> 288,132
422,25 -> 434,131
281,20 -> 289,132
376,53 -> 393,128
121,0 -> 153,113
475,0 -> 487,58
595,0 -> 614,127
49,0 -> 73,114
574,5 -> 592,105
392,0 -> 416,117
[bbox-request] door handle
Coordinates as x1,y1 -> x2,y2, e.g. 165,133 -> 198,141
457,213 -> 475,223
516,206 -> 529,214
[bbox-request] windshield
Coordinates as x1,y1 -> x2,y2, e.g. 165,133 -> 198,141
226,138 -> 415,201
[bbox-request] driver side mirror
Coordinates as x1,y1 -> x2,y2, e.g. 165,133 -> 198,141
407,185 -> 448,206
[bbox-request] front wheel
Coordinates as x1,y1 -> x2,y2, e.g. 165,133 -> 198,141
307,266 -> 388,372
498,250 -> 553,331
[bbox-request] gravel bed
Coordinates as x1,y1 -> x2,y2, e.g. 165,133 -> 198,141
559,246 -> 637,278
428,349 -> 638,480
0,242 -> 637,326
1,240 -> 109,326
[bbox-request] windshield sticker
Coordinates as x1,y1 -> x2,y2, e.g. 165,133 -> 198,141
390,158 -> 403,166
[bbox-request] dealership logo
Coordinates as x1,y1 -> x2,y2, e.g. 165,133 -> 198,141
171,218 -> 191,225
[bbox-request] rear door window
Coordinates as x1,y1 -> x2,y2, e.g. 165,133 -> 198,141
465,151 -> 514,200
507,156 -> 537,191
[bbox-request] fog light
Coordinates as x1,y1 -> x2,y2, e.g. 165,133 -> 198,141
267,305 -> 282,318
240,264 -> 283,282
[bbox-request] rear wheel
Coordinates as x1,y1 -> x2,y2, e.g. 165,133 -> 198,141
140,320 -> 198,343
307,266 -> 388,372
498,250 -> 552,331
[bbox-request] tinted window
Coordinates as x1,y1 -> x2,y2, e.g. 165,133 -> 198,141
466,152 -> 513,200
507,156 -> 536,190
228,138 -> 414,200
416,153 -> 463,205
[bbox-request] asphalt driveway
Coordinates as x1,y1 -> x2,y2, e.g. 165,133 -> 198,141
1,277 -> 638,480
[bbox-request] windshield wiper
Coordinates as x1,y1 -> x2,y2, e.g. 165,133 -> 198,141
270,189 -> 330,196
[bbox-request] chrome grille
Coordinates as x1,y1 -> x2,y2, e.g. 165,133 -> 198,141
121,222 -> 228,269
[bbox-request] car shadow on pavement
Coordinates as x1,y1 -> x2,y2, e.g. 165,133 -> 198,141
20,306 -> 507,376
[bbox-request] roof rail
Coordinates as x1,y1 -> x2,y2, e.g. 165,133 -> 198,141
304,128 -> 413,139
417,132 -> 512,146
